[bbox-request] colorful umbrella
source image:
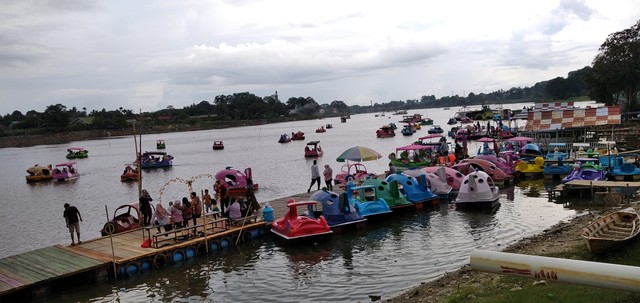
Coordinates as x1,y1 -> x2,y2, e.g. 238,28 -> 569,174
336,146 -> 382,162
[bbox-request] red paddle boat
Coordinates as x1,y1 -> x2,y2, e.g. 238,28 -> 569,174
271,199 -> 332,241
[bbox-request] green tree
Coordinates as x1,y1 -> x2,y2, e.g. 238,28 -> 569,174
43,104 -> 69,129
589,20 -> 640,109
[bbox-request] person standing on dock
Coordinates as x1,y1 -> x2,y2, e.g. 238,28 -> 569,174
203,189 -> 214,213
307,160 -> 321,193
63,203 -> 83,246
139,189 -> 153,226
190,192 -> 202,226
323,164 -> 333,191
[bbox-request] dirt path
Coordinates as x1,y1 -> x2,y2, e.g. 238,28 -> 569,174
385,204 -> 638,303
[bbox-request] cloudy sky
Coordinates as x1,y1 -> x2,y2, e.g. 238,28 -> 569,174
1,0 -> 638,115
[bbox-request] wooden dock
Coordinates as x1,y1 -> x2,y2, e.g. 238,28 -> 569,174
0,215 -> 268,301
551,180 -> 640,204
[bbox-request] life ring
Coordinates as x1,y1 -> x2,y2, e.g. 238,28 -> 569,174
152,253 -> 167,268
219,237 -> 231,249
185,246 -> 197,259
102,222 -> 117,235
345,174 -> 355,182
171,249 -> 186,263
209,239 -> 221,252
124,262 -> 141,277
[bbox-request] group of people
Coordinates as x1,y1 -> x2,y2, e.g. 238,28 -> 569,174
307,160 -> 333,192
62,178 -> 261,245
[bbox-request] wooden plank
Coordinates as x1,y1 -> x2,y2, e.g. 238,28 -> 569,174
36,247 -> 103,268
0,258 -> 45,283
0,266 -> 32,285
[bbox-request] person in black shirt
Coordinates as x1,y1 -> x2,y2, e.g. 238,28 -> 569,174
139,189 -> 153,226
63,203 -> 83,246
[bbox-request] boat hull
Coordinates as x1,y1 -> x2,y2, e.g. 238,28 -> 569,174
582,207 -> 640,254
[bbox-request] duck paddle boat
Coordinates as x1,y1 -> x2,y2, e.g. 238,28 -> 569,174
561,160 -> 607,183
422,166 -> 465,192
140,151 -> 173,168
309,190 -> 366,230
455,171 -> 500,209
52,162 -> 80,181
345,182 -> 392,218
156,140 -> 166,149
519,143 -> 544,162
278,133 -> 292,143
386,172 -> 439,207
599,155 -> 640,181
543,158 -> 572,180
100,204 -> 142,236
515,156 -> 545,178
545,143 -> 569,162
25,164 -> 53,182
573,143 -> 598,158
271,199 -> 332,241
215,167 -> 259,196
360,178 -> 413,209
291,131 -> 305,140
120,164 -> 141,182
212,140 -> 224,150
66,147 -> 89,159
304,141 -> 324,157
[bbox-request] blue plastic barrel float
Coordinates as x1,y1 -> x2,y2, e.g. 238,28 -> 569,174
171,249 -> 186,263
209,239 -> 221,252
249,228 -> 260,238
140,259 -> 152,272
219,237 -> 231,249
185,246 -> 197,259
153,253 -> 167,268
125,262 -> 141,277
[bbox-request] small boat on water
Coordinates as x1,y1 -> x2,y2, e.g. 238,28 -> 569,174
388,144 -> 432,171
212,140 -> 224,150
315,126 -> 326,133
325,124 -> 333,129
401,125 -> 414,136
120,164 -> 140,182
427,125 -> 444,134
543,158 -> 572,180
291,131 -> 305,140
599,155 -> 640,181
26,164 -> 53,182
515,157 -> 545,178
455,171 -> 500,209
447,117 -> 457,125
100,204 -> 142,236
140,151 -> 173,169
52,162 -> 80,181
66,147 -> 89,159
376,125 -> 395,138
403,168 -> 453,201
214,167 -> 259,196
422,166 -> 465,192
304,141 -> 324,157
582,207 -> 640,254
271,199 -> 332,241
278,133 -> 292,143
156,140 -> 166,150
309,190 -> 366,230
453,158 -> 513,185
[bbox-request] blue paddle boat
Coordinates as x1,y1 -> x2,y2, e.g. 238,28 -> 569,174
309,189 -> 367,229
140,151 -> 173,168
543,157 -> 572,180
385,173 -> 439,207
599,155 -> 640,181
345,182 -> 392,218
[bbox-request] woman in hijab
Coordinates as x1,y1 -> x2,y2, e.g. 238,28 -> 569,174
152,202 -> 172,233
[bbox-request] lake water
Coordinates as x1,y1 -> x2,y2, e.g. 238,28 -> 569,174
0,104 -> 578,302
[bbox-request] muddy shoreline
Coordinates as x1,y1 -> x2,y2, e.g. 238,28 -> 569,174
385,204 -> 637,303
